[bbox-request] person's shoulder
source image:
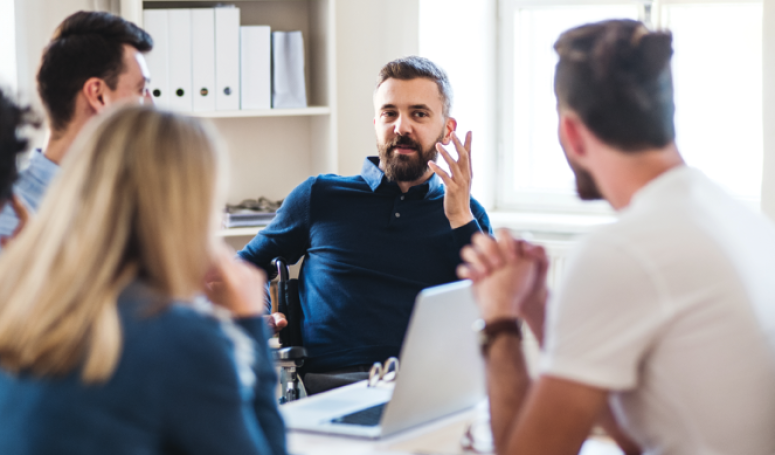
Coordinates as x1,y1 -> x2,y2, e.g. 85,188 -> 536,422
305,173 -> 370,197
288,173 -> 362,194
119,285 -> 232,364
468,196 -> 488,214
311,172 -> 364,186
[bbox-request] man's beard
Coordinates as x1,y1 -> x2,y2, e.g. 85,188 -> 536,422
568,158 -> 603,201
377,132 -> 444,182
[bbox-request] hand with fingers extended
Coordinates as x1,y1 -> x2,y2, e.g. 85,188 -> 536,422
429,131 -> 475,229
457,230 -> 547,331
204,245 -> 267,318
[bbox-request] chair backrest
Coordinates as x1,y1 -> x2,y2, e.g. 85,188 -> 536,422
272,257 -> 304,347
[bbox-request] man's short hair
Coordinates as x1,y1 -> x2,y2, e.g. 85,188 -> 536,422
0,89 -> 37,203
554,19 -> 675,152
37,11 -> 153,131
376,56 -> 453,118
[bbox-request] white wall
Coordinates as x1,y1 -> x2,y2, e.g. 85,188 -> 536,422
335,0 -> 420,177
419,0 -> 497,210
0,0 -> 17,90
762,0 -> 775,221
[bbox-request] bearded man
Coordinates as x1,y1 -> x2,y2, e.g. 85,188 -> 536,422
238,56 -> 491,394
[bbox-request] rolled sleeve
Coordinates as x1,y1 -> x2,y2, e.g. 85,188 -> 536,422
541,234 -> 668,391
0,150 -> 59,237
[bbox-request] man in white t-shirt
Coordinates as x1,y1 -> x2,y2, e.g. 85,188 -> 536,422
458,19 -> 775,455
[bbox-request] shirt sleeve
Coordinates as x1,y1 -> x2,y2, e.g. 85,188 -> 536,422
0,151 -> 58,238
236,317 -> 287,455
238,177 -> 314,276
540,233 -> 669,391
161,316 -> 286,455
450,200 -> 493,250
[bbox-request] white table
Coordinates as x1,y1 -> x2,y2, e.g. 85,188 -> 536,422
283,382 -> 623,455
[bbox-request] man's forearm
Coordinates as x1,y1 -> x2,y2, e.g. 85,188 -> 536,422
486,333 -> 532,454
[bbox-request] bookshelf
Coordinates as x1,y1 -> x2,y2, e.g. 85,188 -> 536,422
121,0 -> 338,218
218,226 -> 264,238
192,106 -> 331,119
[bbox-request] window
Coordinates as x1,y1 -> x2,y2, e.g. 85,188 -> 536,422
498,0 -> 764,213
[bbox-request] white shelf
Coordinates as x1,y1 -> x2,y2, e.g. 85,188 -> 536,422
125,0 -> 337,250
190,106 -> 331,119
217,226 -> 265,237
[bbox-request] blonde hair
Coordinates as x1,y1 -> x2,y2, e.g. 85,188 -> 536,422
0,105 -> 223,383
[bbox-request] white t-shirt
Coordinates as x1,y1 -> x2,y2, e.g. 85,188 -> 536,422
541,166 -> 775,455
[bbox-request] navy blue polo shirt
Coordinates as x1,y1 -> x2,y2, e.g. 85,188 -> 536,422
238,157 -> 492,372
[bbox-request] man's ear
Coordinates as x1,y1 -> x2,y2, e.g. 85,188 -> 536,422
558,112 -> 587,160
441,117 -> 457,145
82,77 -> 108,114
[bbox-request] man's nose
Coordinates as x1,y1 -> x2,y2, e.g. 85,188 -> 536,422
394,114 -> 412,136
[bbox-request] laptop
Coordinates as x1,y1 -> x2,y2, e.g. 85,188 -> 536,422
280,280 -> 485,439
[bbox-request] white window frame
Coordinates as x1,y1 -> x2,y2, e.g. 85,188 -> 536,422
496,0 -> 773,219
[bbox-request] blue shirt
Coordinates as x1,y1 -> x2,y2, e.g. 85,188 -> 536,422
0,149 -> 59,237
0,282 -> 287,455
238,157 -> 492,372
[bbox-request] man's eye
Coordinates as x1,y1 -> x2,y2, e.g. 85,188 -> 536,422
382,111 -> 396,117
414,111 -> 428,118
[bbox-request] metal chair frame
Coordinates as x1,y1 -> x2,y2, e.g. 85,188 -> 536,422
271,257 -> 307,403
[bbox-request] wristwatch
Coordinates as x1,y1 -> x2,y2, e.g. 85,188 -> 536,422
473,318 -> 522,357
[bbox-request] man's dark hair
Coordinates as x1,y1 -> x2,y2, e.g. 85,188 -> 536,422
37,11 -> 153,131
376,56 -> 453,118
554,19 -> 675,151
0,89 -> 38,203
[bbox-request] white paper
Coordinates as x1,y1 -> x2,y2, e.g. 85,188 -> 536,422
167,9 -> 193,111
142,9 -> 169,108
192,8 -> 216,112
240,26 -> 271,110
272,31 -> 307,109
215,6 -> 241,111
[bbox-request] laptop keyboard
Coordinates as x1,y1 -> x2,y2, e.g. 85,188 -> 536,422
330,403 -> 386,427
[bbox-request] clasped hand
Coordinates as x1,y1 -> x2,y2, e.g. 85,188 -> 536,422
457,230 -> 549,343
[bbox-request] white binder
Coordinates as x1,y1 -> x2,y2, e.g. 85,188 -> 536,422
272,31 -> 307,109
167,8 -> 193,111
192,9 -> 216,112
240,26 -> 271,110
142,9 -> 169,108
215,6 -> 241,111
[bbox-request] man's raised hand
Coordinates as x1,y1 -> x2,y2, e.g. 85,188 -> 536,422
429,131 -> 474,229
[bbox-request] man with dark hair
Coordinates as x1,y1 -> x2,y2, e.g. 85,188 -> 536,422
238,56 -> 491,394
0,89 -> 37,246
459,20 -> 775,454
0,11 -> 152,239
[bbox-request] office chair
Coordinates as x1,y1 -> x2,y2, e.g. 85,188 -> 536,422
271,257 -> 307,403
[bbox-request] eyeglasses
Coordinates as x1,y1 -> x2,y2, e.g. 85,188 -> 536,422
460,416 -> 494,454
367,357 -> 399,387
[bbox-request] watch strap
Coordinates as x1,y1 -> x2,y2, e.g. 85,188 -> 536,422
479,318 -> 522,357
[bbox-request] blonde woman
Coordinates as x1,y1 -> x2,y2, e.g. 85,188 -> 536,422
0,105 -> 286,455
